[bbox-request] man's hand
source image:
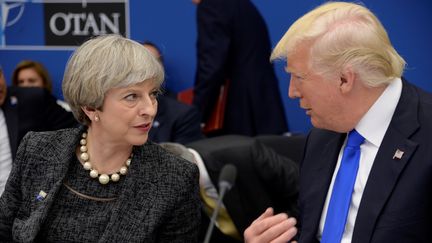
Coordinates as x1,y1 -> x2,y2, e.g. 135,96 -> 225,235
244,207 -> 298,243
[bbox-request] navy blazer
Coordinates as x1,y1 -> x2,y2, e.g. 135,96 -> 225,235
193,0 -> 288,136
298,80 -> 432,243
1,86 -> 77,159
149,96 -> 204,144
0,127 -> 201,242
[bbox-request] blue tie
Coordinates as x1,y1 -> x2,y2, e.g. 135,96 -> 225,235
321,129 -> 365,243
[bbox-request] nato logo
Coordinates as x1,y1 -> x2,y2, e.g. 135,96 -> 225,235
0,0 -> 129,50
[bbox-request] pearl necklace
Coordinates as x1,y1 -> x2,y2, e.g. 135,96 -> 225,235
79,131 -> 132,185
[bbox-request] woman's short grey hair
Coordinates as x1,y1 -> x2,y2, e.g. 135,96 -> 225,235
62,34 -> 165,125
271,2 -> 405,87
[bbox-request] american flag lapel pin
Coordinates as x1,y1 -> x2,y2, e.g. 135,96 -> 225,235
393,149 -> 404,160
36,190 -> 47,201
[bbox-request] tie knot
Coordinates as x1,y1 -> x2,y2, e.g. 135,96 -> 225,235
346,129 -> 365,147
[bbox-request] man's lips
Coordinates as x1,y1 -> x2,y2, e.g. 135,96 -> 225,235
302,107 -> 312,115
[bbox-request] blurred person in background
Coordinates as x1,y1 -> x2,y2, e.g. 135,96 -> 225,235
192,0 -> 288,136
0,66 -> 77,196
12,60 -> 53,92
143,41 -> 204,144
12,60 -> 71,111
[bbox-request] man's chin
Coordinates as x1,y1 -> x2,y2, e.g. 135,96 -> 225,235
311,119 -> 329,131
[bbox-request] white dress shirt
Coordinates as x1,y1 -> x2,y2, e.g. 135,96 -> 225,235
0,109 -> 13,196
318,78 -> 402,242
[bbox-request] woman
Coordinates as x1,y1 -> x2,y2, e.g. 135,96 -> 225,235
12,60 -> 71,111
11,60 -> 53,92
0,35 -> 201,242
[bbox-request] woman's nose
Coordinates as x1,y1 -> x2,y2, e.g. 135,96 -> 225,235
138,96 -> 158,117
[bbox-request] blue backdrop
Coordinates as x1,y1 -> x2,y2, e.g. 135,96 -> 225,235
1,0 -> 431,134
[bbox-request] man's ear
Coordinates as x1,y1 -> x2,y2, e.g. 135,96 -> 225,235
339,66 -> 356,94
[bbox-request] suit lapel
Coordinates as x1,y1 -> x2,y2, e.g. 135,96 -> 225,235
148,97 -> 167,141
3,95 -> 19,159
352,81 -> 420,243
300,133 -> 345,242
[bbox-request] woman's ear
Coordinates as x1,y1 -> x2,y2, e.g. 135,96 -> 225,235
81,106 -> 98,122
339,67 -> 356,94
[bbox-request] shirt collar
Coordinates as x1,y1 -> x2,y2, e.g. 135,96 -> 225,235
356,77 -> 402,147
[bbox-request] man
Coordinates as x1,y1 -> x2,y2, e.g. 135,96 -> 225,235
192,0 -> 288,136
160,134 -> 302,242
0,67 -> 77,195
244,2 -> 432,243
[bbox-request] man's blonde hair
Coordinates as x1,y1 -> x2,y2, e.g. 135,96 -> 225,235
271,2 -> 405,87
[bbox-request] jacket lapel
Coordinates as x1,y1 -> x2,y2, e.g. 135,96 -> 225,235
13,128 -> 82,242
352,80 -> 420,243
299,132 -> 345,242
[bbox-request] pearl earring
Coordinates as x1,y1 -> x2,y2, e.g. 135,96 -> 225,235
94,115 -> 99,122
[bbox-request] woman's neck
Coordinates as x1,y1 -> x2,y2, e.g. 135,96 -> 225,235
80,127 -> 133,174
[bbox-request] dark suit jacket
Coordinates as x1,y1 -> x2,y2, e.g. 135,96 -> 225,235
149,96 -> 204,144
187,135 -> 299,242
1,87 -> 77,159
0,127 -> 201,242
298,80 -> 432,243
255,135 -> 307,165
193,0 -> 288,136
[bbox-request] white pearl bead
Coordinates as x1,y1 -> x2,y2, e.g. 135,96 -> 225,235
83,162 -> 92,170
126,158 -> 131,166
80,139 -> 87,145
119,166 -> 128,175
80,146 -> 87,152
80,152 -> 89,161
111,173 -> 120,182
99,174 -> 110,184
82,132 -> 87,138
90,169 -> 99,178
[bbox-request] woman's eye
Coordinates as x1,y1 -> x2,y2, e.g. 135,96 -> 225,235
124,93 -> 138,101
151,90 -> 162,98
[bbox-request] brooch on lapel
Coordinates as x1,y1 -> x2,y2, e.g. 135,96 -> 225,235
36,190 -> 47,202
392,149 -> 404,160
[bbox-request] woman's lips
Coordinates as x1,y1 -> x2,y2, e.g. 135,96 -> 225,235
134,122 -> 151,132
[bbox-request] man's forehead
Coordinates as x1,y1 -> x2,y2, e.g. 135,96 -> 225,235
285,60 -> 305,74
